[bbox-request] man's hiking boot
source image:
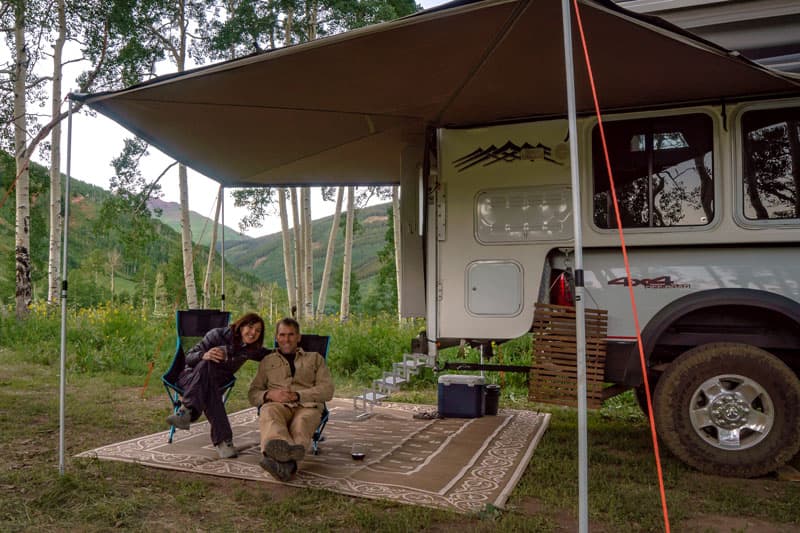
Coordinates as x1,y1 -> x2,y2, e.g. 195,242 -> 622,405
265,439 -> 305,462
259,455 -> 296,482
166,407 -> 191,430
215,439 -> 237,459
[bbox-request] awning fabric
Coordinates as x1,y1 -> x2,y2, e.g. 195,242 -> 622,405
75,0 -> 800,188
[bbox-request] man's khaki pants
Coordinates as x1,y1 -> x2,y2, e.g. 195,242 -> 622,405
258,403 -> 322,453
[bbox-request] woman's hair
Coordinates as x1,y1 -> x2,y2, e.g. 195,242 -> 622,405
231,312 -> 265,346
275,317 -> 301,336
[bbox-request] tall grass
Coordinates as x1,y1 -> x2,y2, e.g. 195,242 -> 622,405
295,313 -> 425,383
0,304 -> 426,387
1,302 -> 173,375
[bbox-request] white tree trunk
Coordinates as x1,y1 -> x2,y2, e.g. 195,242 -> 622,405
340,186 -> 355,321
316,186 -> 343,316
174,5 -> 198,309
153,272 -> 167,315
291,188 -> 303,318
203,186 -> 222,309
278,188 -> 296,314
302,187 -> 313,319
178,164 -> 199,308
108,249 -> 121,300
14,4 -> 32,319
47,0 -> 66,305
392,185 -> 402,320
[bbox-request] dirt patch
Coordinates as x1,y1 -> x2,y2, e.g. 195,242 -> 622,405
515,496 -> 609,532
363,215 -> 388,224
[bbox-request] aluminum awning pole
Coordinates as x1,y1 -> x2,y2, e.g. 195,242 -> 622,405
220,187 -> 225,311
58,96 -> 75,475
561,0 -> 589,531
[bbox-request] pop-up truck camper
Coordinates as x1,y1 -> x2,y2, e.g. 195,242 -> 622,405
75,0 -> 800,478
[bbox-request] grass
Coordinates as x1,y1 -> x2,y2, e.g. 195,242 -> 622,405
1,309 -> 799,531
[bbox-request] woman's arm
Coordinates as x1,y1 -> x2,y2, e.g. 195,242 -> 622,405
185,327 -> 230,367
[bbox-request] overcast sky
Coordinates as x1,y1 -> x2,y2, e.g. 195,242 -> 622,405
37,0 -> 446,238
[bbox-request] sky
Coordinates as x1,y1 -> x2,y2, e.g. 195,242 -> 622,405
29,0 -> 447,238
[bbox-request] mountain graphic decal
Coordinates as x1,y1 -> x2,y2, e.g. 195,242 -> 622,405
452,141 -> 562,171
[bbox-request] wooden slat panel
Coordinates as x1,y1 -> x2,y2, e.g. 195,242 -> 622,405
529,303 -> 608,409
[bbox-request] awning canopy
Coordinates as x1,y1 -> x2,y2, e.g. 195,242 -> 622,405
75,0 -> 800,188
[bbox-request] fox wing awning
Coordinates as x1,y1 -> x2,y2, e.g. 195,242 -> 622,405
75,0 -> 800,188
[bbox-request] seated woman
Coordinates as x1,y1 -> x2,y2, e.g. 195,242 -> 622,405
166,312 -> 271,458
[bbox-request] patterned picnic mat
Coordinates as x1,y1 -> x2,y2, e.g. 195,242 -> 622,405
77,398 -> 550,514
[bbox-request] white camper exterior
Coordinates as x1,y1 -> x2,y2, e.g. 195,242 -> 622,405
407,97 -> 800,477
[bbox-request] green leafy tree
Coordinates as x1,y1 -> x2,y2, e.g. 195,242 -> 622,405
332,262 -> 361,314
363,206 -> 396,315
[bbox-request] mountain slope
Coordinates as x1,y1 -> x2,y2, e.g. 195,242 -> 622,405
148,198 -> 250,247
223,203 -> 392,289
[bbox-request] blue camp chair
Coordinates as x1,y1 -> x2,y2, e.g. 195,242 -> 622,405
260,334 -> 331,455
162,309 -> 232,443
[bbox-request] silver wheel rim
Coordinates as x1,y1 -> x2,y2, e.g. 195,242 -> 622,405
688,373 -> 774,451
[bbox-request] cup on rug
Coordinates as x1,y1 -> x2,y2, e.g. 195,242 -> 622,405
351,441 -> 365,460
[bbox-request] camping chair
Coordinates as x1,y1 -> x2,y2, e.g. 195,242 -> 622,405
298,334 -> 331,455
261,334 -> 331,455
162,309 -> 232,443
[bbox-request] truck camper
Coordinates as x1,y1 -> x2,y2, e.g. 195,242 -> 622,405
405,98 -> 800,478
74,0 -> 800,478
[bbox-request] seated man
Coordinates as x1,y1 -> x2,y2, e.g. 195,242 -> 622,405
248,317 -> 334,481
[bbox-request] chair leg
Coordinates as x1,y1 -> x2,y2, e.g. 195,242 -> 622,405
168,424 -> 176,443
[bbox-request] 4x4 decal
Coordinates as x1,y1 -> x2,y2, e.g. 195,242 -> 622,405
608,276 -> 690,289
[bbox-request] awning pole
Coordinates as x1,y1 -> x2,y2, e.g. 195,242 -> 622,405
561,0 -> 589,531
220,187 -> 225,311
58,96 -> 74,475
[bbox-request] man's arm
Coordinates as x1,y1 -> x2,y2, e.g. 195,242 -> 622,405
295,354 -> 334,404
248,359 -> 270,407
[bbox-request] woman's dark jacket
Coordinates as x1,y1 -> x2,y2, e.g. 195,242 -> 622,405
184,326 -> 271,383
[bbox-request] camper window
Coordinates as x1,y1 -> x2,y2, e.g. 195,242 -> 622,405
474,186 -> 573,243
592,113 -> 714,229
741,107 -> 800,222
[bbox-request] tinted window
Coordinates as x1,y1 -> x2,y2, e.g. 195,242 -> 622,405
741,107 -> 800,221
593,114 -> 714,229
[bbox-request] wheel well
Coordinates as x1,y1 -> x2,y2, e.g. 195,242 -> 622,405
621,289 -> 800,386
650,304 -> 800,373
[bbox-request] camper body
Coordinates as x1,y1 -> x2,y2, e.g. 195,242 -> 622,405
402,97 -> 800,477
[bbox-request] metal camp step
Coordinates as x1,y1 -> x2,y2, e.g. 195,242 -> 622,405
353,390 -> 389,419
357,391 -> 388,402
375,373 -> 407,391
352,352 -> 436,419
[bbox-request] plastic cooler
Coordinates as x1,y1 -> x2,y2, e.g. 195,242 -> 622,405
437,374 -> 485,418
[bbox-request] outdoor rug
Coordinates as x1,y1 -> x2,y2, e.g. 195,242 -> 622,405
77,398 -> 550,513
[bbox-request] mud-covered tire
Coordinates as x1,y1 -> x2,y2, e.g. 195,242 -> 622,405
635,379 -> 658,417
653,343 -> 800,478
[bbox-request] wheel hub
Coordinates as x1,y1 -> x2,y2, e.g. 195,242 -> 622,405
690,373 -> 775,451
708,393 -> 750,430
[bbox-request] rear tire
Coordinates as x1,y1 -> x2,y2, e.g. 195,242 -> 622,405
635,378 -> 658,417
653,343 -> 800,478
